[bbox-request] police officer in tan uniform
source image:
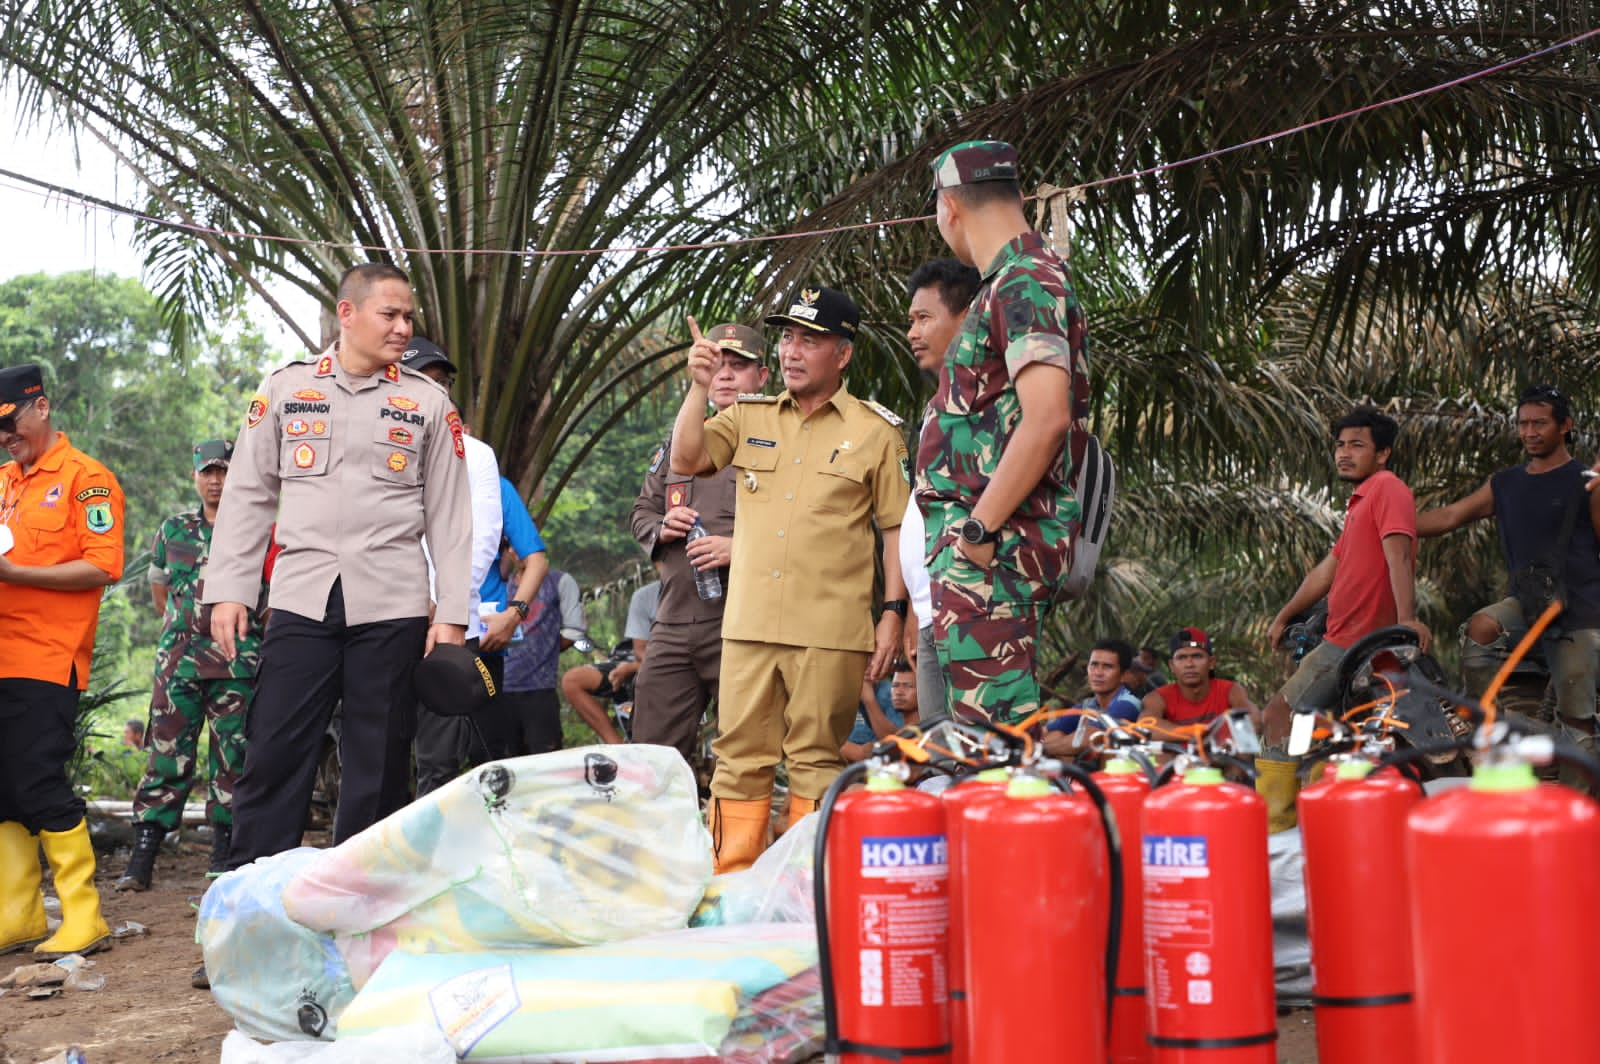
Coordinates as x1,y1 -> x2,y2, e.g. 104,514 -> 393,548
629,323 -> 769,767
670,287 -> 909,873
205,263 -> 472,868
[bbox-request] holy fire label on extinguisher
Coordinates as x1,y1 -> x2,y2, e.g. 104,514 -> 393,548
856,834 -> 949,1010
1143,834 -> 1216,1011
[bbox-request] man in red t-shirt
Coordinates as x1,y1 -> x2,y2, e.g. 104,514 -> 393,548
1259,406 -> 1428,829
1142,627 -> 1257,728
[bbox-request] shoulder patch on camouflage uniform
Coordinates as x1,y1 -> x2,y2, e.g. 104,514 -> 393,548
862,399 -> 904,427
737,393 -> 777,404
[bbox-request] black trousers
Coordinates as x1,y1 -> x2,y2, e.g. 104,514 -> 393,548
500,687 -> 563,756
226,580 -> 427,869
0,675 -> 83,832
413,645 -> 508,796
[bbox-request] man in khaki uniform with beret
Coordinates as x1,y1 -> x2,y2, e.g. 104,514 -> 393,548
205,262 -> 472,869
629,323 -> 769,769
671,287 -> 909,872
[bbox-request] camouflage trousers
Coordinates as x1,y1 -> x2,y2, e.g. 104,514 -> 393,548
927,547 -> 1062,727
132,675 -> 251,830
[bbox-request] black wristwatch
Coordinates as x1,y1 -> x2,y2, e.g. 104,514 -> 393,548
959,517 -> 1000,545
881,599 -> 909,618
508,599 -> 530,619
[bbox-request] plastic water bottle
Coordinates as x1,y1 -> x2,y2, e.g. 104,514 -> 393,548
686,518 -> 723,600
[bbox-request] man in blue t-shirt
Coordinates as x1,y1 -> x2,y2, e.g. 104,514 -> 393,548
1043,639 -> 1142,760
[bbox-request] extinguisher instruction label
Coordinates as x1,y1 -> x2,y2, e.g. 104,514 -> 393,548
1142,834 -> 1210,878
854,833 -> 949,1009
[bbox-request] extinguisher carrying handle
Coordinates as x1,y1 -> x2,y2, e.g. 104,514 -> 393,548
813,759 -> 873,1061
1047,762 -> 1123,1049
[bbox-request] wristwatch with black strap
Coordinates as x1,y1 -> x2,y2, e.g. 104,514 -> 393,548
508,599 -> 530,619
959,517 -> 1000,545
881,599 -> 909,618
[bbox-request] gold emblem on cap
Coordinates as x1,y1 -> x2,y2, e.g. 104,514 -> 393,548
799,288 -> 820,306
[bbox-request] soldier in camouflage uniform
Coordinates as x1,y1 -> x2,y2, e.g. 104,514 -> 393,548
116,439 -> 265,889
915,140 -> 1091,723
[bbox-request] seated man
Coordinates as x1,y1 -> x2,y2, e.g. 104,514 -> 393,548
1143,627 -> 1257,728
1043,638 -> 1142,760
561,639 -> 643,745
842,659 -> 917,762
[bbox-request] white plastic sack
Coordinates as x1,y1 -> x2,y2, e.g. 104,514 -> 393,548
692,813 -> 817,928
1269,826 -> 1313,1004
198,848 -> 356,1042
281,745 -> 712,985
219,1025 -> 455,1064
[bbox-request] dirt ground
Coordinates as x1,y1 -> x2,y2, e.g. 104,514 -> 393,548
1,823 -> 1322,1063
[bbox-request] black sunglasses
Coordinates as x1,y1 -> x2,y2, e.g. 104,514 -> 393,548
0,399 -> 36,433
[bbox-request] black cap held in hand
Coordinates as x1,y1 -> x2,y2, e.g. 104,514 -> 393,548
413,643 -> 496,718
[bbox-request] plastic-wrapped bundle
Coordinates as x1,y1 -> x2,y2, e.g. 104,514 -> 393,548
335,923 -> 818,1061
198,848 -> 357,1042
690,812 -> 816,927
281,746 -> 711,985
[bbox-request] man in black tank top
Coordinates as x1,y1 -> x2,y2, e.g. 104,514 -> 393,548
1417,385 -> 1600,786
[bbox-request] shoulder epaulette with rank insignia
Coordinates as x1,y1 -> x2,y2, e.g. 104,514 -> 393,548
737,393 -> 778,404
862,399 -> 904,427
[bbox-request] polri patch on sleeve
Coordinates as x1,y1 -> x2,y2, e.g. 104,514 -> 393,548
246,394 -> 268,428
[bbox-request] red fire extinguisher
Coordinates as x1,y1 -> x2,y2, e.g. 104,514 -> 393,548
1095,756 -> 1153,1064
1298,760 -> 1421,1064
1407,760 -> 1600,1064
1142,764 -> 1276,1062
818,762 -> 951,1064
940,768 -> 1009,1064
962,772 -> 1110,1061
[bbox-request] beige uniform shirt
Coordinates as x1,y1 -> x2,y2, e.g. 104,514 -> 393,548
203,348 -> 473,626
702,385 -> 908,652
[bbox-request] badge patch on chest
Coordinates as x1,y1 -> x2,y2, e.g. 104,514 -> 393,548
293,443 -> 317,469
293,388 -> 327,401
388,427 -> 414,445
388,395 -> 420,411
311,420 -> 328,435
388,451 -> 409,472
286,418 -> 310,437
744,437 -> 777,448
668,484 -> 687,509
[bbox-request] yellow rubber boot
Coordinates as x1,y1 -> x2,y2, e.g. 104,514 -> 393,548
0,820 -> 47,955
34,820 -> 112,958
708,796 -> 772,875
783,794 -> 820,835
1256,758 -> 1302,834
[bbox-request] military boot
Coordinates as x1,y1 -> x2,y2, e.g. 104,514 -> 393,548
0,820 -> 47,955
115,822 -> 165,892
208,824 -> 232,875
782,794 -> 820,835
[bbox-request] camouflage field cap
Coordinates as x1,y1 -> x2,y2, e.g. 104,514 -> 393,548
931,140 -> 1020,191
193,439 -> 234,472
707,322 -> 767,363
764,285 -> 860,338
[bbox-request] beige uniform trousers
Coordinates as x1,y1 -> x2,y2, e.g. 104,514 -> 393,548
711,639 -> 869,801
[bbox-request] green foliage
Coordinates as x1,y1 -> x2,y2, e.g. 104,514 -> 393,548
66,680 -> 146,801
